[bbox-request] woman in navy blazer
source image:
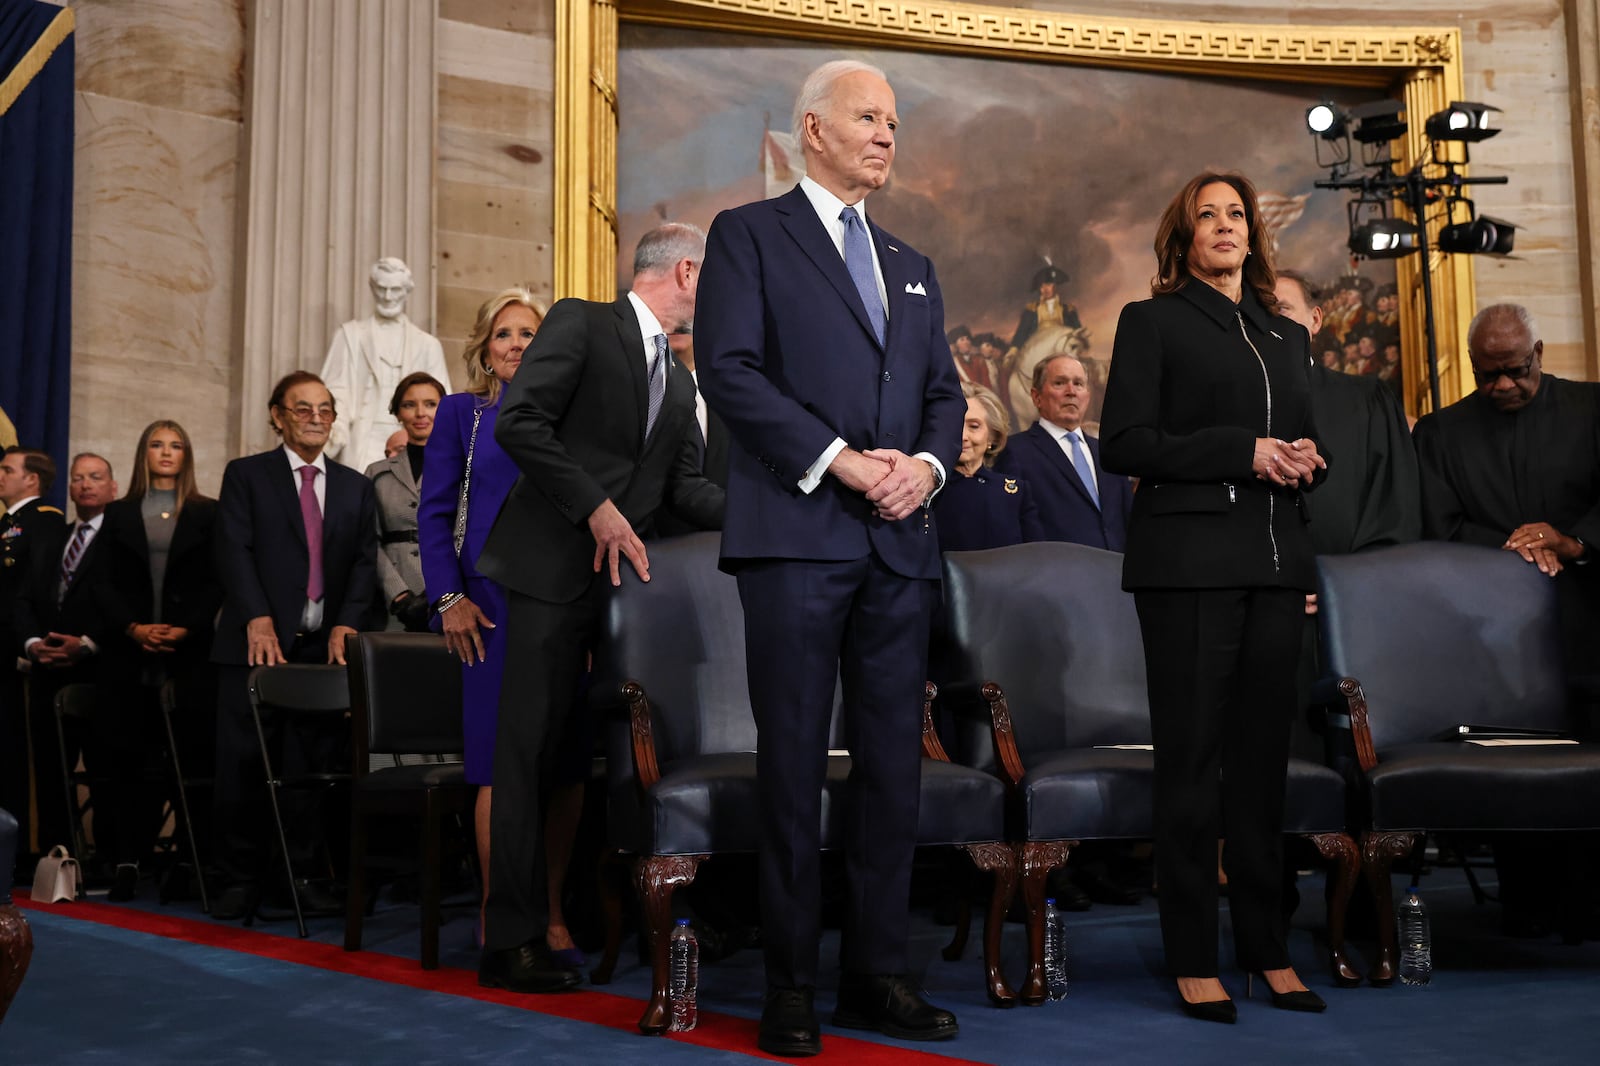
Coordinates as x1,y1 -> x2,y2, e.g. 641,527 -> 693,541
418,288 -> 584,963
1100,172 -> 1327,1022
935,383 -> 1045,552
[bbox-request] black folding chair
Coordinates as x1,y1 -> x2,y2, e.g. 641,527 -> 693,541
246,664 -> 352,938
343,632 -> 474,970
50,682 -> 96,871
158,679 -> 212,914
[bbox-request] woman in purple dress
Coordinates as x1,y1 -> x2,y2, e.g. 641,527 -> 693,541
420,288 -> 576,950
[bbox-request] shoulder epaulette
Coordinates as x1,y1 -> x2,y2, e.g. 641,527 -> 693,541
37,505 -> 64,515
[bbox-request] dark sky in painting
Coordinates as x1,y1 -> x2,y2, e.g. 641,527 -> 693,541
617,25 -> 1395,360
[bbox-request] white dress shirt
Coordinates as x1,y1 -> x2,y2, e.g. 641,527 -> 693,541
793,176 -> 946,499
626,290 -> 670,382
1037,418 -> 1099,497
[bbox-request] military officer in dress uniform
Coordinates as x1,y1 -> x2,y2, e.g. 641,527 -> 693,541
1008,264 -> 1081,354
1,447 -> 66,876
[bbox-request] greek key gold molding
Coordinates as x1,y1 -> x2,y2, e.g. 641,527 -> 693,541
558,0 -> 1469,409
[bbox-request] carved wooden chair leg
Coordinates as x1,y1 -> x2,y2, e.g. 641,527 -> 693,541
1018,840 -> 1072,1006
634,853 -> 705,1035
1361,831 -> 1418,987
942,851 -> 973,963
590,850 -> 630,986
1307,831 -> 1362,987
959,841 -> 1019,1006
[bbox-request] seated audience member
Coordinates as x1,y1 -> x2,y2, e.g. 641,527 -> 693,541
1414,301 -> 1600,937
1274,270 -> 1420,557
96,421 -> 222,900
935,383 -> 1044,552
1,448 -> 65,879
367,371 -> 445,632
995,353 -> 1132,551
15,454 -> 117,877
209,371 -> 378,921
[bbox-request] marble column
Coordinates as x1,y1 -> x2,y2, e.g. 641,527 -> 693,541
234,0 -> 437,456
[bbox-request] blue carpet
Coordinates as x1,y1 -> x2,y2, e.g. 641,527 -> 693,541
4,867 -> 1598,1063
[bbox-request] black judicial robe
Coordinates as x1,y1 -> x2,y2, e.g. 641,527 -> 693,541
1303,364 -> 1422,555
1414,374 -> 1600,666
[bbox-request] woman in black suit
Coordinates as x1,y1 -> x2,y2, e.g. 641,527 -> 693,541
95,419 -> 222,900
934,382 -> 1044,552
1100,172 -> 1327,1021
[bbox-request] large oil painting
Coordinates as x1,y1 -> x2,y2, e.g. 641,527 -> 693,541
615,24 -> 1403,432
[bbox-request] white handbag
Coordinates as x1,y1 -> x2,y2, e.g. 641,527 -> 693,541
31,845 -> 80,903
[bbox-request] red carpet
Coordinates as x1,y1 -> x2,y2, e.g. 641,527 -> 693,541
17,893 -> 983,1063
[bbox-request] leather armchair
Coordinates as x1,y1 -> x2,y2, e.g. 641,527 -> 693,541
1317,541 -> 1600,982
587,533 -> 1017,1035
940,541 -> 1361,1003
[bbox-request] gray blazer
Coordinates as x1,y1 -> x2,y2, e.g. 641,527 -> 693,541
365,451 -> 423,616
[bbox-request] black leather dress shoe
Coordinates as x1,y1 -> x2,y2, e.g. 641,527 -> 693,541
258,880 -> 345,920
108,864 -> 139,902
1073,866 -> 1144,906
211,883 -> 260,921
478,942 -> 582,994
758,986 -> 820,1057
833,974 -> 958,1041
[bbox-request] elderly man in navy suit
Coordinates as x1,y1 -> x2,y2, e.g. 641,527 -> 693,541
209,371 -> 377,921
697,59 -> 965,1057
997,353 -> 1132,551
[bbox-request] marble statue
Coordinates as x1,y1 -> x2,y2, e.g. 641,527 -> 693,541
320,257 -> 451,473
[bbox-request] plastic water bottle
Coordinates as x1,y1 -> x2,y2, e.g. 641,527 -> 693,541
1397,886 -> 1432,986
669,918 -> 699,1030
1043,897 -> 1069,1000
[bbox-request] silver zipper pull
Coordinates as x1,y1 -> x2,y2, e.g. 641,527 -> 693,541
1227,483 -> 1237,504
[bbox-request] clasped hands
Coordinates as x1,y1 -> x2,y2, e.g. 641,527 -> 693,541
28,632 -> 91,668
1503,521 -> 1582,577
830,447 -> 935,521
1252,438 -> 1324,489
127,622 -> 189,654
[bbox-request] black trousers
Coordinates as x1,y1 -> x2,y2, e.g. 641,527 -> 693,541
483,584 -> 602,954
1135,586 -> 1303,977
737,555 -> 936,988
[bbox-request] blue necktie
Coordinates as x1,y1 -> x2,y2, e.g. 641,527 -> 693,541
1066,432 -> 1100,510
840,206 -> 886,346
646,333 -> 668,438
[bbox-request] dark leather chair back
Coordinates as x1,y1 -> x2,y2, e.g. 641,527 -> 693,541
1317,541 -> 1570,750
249,663 -> 350,714
941,542 -> 1151,759
348,633 -> 464,756
594,532 -> 844,764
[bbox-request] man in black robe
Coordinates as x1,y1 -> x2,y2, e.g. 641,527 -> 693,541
1275,271 -> 1421,557
1413,301 -> 1600,939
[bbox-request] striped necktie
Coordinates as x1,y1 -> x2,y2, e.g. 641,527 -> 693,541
646,333 -> 668,438
59,521 -> 92,603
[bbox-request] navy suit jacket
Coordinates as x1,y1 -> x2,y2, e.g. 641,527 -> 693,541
210,447 -> 378,664
995,422 -> 1132,552
697,185 -> 965,580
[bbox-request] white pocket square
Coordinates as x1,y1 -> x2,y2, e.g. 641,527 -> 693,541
905,281 -> 927,296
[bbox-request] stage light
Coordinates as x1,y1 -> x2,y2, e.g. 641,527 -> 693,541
1438,214 -> 1516,255
1350,100 -> 1407,144
1306,103 -> 1345,139
1349,218 -> 1420,259
1425,102 -> 1500,143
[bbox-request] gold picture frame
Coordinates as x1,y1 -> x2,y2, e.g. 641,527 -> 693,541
556,0 -> 1475,413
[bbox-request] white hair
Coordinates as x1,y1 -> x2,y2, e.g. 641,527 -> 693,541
791,59 -> 888,144
1468,302 -> 1539,352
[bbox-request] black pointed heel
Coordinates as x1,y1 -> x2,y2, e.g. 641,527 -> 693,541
1180,997 -> 1238,1023
1248,973 -> 1327,1013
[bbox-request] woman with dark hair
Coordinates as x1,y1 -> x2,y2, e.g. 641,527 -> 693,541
419,287 -> 583,963
1100,172 -> 1328,1021
367,371 -> 446,631
95,420 -> 223,900
934,382 -> 1044,552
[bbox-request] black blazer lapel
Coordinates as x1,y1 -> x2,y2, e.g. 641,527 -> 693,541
775,187 -> 883,350
271,453 -> 310,551
612,297 -> 649,455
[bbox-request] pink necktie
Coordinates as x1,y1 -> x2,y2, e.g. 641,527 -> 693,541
299,465 -> 324,601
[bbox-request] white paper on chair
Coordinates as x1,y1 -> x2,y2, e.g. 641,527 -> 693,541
1093,744 -> 1155,750
1464,737 -> 1579,746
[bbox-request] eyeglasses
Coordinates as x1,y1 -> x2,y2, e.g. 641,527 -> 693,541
1470,352 -> 1537,386
277,404 -> 337,423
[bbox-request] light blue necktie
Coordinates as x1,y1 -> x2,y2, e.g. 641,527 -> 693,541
840,206 -> 886,346
1066,431 -> 1100,510
646,333 -> 668,438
